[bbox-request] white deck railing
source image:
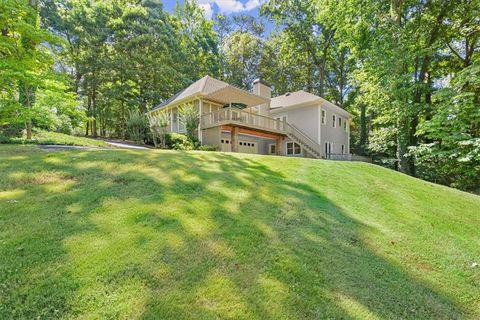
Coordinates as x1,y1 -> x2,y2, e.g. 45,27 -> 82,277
200,107 -> 323,158
200,107 -> 288,132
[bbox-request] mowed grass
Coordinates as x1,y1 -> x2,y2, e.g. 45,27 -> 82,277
0,130 -> 108,147
0,145 -> 479,319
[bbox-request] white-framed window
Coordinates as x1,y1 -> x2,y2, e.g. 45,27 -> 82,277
332,114 -> 336,128
321,109 -> 326,125
338,117 -> 342,128
286,142 -> 301,155
343,120 -> 347,131
269,144 -> 276,154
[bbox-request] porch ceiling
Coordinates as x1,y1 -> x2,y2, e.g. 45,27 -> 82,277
203,85 -> 269,107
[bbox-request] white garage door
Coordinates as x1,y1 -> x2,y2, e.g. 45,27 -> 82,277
220,139 -> 258,154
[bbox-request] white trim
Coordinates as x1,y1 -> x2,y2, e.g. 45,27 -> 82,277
318,106 -> 322,144
285,141 -> 302,156
268,143 -> 276,155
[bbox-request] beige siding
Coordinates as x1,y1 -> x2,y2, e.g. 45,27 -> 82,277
202,127 -> 221,149
320,104 -> 349,156
273,105 -> 320,143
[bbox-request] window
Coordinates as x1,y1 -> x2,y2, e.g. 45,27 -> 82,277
338,117 -> 342,127
269,144 -> 276,154
321,109 -> 326,125
286,142 -> 301,155
221,139 -> 224,143
239,142 -> 243,146
324,142 -> 332,158
343,120 -> 347,131
252,143 -> 255,147
341,144 -> 345,154
333,114 -> 336,128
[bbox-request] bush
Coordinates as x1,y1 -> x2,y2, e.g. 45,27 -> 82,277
165,132 -> 194,150
197,144 -> 218,151
126,110 -> 148,143
0,124 -> 24,137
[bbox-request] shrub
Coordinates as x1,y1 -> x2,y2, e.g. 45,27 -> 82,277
0,124 -> 24,137
165,132 -> 194,150
178,103 -> 199,142
197,144 -> 218,151
148,111 -> 169,148
126,110 -> 148,143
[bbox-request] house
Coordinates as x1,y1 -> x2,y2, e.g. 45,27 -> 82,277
147,75 -> 352,159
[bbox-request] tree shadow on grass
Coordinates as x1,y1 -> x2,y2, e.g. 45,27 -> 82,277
0,148 -> 467,319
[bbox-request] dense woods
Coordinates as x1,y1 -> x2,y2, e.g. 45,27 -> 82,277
1,0 -> 479,191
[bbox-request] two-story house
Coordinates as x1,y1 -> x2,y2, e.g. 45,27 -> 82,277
147,75 -> 351,159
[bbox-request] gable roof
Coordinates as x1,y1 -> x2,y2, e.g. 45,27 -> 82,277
150,76 -> 227,112
150,75 -> 268,112
270,90 -> 351,118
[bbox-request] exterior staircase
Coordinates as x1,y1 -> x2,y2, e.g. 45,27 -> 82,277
200,107 -> 324,159
284,123 -> 323,159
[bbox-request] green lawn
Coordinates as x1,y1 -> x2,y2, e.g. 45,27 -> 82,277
0,145 -> 479,319
0,130 -> 109,147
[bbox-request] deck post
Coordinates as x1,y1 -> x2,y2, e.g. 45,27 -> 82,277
198,99 -> 203,144
276,135 -> 284,156
231,126 -> 239,152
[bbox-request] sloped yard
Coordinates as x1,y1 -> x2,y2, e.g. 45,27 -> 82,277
0,145 -> 479,319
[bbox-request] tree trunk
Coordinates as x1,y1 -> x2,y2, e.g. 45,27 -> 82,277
358,104 -> 368,155
18,0 -> 39,140
397,109 -> 411,174
92,86 -> 97,138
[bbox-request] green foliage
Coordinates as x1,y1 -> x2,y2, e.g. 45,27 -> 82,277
126,110 -> 148,143
148,111 -> 169,148
223,31 -> 263,89
197,144 -> 218,151
0,0 -> 70,138
0,130 -> 107,147
165,132 -> 194,150
412,61 -> 480,190
178,103 -> 199,142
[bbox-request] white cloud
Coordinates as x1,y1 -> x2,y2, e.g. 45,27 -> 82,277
198,3 -> 214,19
197,0 -> 264,18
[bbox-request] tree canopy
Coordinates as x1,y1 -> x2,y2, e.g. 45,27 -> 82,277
0,0 -> 478,191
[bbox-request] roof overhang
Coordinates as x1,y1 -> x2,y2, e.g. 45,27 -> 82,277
270,98 -> 352,118
203,85 -> 269,107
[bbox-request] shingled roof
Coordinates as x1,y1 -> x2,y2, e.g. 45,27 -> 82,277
150,76 -> 228,112
270,90 -> 351,117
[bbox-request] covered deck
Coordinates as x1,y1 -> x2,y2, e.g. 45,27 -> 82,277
200,107 -> 288,154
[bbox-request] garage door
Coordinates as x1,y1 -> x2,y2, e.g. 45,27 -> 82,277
220,139 -> 258,154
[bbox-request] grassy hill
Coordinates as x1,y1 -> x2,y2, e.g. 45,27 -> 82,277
0,145 -> 479,319
0,130 -> 108,147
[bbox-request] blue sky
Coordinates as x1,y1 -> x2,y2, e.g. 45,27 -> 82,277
162,0 -> 274,33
